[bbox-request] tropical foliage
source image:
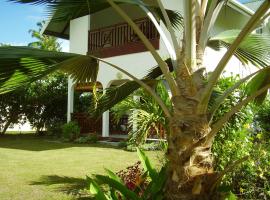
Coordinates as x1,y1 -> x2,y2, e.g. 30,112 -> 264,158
61,121 -> 80,141
25,72 -> 68,133
254,99 -> 270,134
111,81 -> 171,145
28,21 -> 62,51
89,148 -> 167,200
1,0 -> 270,199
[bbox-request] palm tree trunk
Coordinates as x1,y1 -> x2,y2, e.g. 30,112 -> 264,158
165,62 -> 217,199
165,110 -> 216,200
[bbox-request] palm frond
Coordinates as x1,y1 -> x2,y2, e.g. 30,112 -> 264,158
0,46 -> 73,93
58,56 -> 98,83
0,46 -> 98,94
153,8 -> 183,29
246,68 -> 270,104
208,30 -> 270,68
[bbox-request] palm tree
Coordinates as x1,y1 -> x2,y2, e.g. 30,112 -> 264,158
1,0 -> 270,199
28,21 -> 62,51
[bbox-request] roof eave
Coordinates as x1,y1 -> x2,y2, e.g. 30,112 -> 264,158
43,0 -> 255,39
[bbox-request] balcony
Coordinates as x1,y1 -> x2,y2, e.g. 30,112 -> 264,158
88,17 -> 160,58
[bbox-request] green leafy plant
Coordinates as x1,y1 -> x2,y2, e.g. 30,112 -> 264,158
28,21 -> 62,51
211,76 -> 270,199
126,142 -> 166,152
74,134 -> 98,144
89,148 -> 166,200
46,121 -> 63,138
116,161 -> 148,196
117,141 -> 128,148
254,99 -> 270,135
61,122 -> 80,141
111,81 -> 171,145
25,72 -> 68,134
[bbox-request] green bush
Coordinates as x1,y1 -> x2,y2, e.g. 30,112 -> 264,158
61,121 -> 80,141
25,72 -> 68,134
212,76 -> 270,199
254,99 -> 270,138
46,122 -> 64,138
118,141 -> 128,148
74,134 -> 98,144
126,141 -> 165,152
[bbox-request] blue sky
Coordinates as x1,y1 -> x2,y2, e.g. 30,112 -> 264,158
0,2 -> 69,51
0,2 -> 46,45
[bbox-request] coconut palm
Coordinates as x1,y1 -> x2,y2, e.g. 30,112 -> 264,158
1,0 -> 270,199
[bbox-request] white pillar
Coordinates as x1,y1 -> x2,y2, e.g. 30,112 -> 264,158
102,111 -> 110,137
67,77 -> 74,122
102,89 -> 110,137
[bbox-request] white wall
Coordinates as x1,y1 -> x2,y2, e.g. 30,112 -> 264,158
68,15 -> 90,123
70,15 -> 90,54
97,52 -> 157,87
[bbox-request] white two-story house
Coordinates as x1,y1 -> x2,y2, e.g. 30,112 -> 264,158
42,0 -> 258,138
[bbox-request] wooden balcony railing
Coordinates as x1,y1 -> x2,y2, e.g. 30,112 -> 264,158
88,17 -> 160,58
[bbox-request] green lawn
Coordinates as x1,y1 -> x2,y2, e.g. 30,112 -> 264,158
0,134 -> 161,200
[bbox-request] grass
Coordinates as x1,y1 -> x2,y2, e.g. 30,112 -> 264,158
0,134 -> 162,200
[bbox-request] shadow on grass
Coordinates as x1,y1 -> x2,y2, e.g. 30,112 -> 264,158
30,175 -> 93,199
0,134 -> 121,152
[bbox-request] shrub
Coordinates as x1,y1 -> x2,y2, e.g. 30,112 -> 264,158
46,122 -> 64,138
254,99 -> 270,139
74,134 -> 98,144
126,142 -> 164,152
212,76 -> 270,199
117,141 -> 128,148
61,121 -> 80,141
25,72 -> 68,134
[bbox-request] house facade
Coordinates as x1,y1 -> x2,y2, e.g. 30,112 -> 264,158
43,0 -> 258,138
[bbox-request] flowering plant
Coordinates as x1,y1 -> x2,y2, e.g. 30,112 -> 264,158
116,161 -> 148,195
